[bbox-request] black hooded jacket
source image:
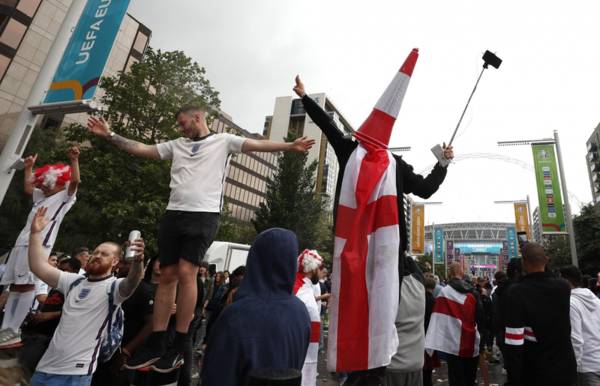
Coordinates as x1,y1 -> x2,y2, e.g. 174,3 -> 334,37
301,95 -> 447,258
201,228 -> 311,386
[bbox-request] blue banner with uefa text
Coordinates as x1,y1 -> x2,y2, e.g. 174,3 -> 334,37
434,228 -> 444,264
44,0 -> 130,104
506,226 -> 519,258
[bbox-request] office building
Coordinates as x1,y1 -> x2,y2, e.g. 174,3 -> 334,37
212,112 -> 278,222
586,123 -> 600,205
264,93 -> 354,209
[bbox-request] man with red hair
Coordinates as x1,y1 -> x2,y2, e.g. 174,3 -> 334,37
294,249 -> 324,386
0,147 -> 81,348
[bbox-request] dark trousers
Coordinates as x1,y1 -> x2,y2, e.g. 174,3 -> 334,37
446,354 -> 479,386
423,369 -> 433,386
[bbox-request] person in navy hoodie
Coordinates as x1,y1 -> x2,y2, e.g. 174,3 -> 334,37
201,228 -> 311,386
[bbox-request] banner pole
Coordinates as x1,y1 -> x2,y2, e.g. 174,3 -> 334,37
554,130 -> 578,266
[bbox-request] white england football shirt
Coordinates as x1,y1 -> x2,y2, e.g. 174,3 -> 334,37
36,272 -> 127,375
14,186 -> 76,248
156,133 -> 245,212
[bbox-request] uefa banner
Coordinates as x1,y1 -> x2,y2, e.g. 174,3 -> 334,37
45,0 -> 131,103
531,144 -> 566,233
410,204 -> 425,255
506,227 -> 519,258
434,228 -> 444,264
513,203 -> 531,240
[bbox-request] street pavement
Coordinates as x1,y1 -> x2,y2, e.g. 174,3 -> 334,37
316,330 -> 506,386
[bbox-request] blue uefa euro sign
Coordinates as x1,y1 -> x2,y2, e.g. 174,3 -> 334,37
44,0 -> 131,104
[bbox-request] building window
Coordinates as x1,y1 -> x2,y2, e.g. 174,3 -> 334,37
16,0 -> 40,18
0,17 -> 25,48
132,31 -> 148,54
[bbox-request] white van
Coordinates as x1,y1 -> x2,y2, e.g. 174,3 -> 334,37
204,241 -> 250,272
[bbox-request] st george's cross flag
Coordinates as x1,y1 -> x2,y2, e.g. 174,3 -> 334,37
424,284 -> 481,358
327,49 -> 419,372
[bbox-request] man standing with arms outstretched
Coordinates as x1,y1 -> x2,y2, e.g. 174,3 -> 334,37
87,106 -> 314,372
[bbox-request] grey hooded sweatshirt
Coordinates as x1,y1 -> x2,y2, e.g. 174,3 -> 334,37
570,288 -> 600,373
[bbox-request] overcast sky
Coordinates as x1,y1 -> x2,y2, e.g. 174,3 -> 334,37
129,0 -> 600,226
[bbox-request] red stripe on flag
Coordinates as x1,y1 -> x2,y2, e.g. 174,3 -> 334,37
335,149 -> 399,371
310,321 -> 321,343
505,333 -> 524,340
432,293 -> 477,357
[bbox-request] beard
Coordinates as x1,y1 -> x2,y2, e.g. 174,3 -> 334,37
85,259 -> 114,277
310,273 -> 320,285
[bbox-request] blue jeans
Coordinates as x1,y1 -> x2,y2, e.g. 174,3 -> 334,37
30,371 -> 92,386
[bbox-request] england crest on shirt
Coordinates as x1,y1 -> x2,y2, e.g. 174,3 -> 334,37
77,288 -> 91,301
190,143 -> 201,156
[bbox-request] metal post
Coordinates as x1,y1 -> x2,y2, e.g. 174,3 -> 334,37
554,130 -> 579,266
0,0 -> 88,205
526,195 -> 533,240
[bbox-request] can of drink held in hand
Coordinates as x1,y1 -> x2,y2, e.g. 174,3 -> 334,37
125,230 -> 141,261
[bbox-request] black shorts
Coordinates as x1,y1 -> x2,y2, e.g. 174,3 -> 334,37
158,210 -> 220,267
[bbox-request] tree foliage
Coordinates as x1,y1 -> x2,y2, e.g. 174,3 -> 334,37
252,133 -> 330,252
574,204 -> 600,274
0,48 -> 220,257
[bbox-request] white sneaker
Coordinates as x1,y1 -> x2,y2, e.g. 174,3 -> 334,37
0,328 -> 21,349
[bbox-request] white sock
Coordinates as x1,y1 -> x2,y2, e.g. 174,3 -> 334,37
1,290 -> 35,331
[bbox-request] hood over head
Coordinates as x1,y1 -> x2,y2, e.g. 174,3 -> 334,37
237,228 -> 299,300
572,288 -> 600,313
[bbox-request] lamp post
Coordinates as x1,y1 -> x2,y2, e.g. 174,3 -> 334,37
414,201 -> 443,276
493,197 -> 533,239
497,131 -> 578,266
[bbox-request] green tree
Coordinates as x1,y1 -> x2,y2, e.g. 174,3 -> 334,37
0,48 -> 220,256
545,234 -> 572,269
252,133 -> 325,250
574,204 -> 600,275
215,200 -> 257,245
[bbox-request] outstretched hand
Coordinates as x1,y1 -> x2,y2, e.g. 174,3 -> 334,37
31,207 -> 49,234
291,136 -> 315,152
293,75 -> 306,97
443,143 -> 454,160
87,116 -> 111,138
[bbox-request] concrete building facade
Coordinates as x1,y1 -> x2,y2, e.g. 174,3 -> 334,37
586,122 -> 600,205
212,113 -> 277,222
264,93 -> 354,209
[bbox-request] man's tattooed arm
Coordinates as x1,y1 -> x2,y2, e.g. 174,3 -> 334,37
109,133 -> 161,159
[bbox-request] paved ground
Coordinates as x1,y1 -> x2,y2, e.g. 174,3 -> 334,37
316,330 -> 507,386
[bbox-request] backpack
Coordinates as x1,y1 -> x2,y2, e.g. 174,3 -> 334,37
68,277 -> 124,362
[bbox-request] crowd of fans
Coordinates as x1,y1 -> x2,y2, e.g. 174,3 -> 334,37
1,231 -> 599,386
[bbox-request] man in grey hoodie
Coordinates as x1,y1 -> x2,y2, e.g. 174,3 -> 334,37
560,266 -> 600,386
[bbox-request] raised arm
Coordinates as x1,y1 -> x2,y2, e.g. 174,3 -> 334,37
118,239 -> 145,299
23,154 -> 37,195
29,207 -> 61,288
242,136 -> 315,153
67,146 -> 81,196
294,75 -> 353,154
87,117 -> 160,160
398,144 -> 454,198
